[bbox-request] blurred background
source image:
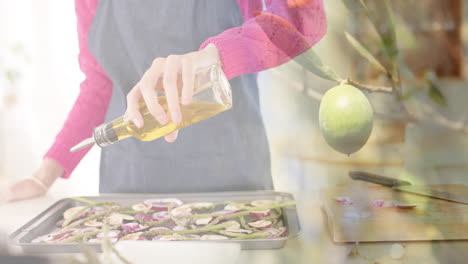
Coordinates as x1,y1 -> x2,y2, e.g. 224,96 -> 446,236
1,1 -> 468,263
0,0 -> 467,197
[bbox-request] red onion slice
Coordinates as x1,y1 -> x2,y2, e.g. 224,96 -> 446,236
121,222 -> 141,232
335,197 -> 353,205
135,213 -> 153,223
143,198 -> 183,210
152,211 -> 170,221
119,232 -> 142,241
248,220 -> 272,230
249,209 -> 271,218
84,220 -> 103,227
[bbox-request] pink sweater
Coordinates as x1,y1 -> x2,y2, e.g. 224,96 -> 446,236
45,0 -> 327,179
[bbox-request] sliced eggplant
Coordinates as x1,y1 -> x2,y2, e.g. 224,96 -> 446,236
121,222 -> 141,232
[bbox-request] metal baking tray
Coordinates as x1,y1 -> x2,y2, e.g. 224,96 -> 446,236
10,191 -> 300,254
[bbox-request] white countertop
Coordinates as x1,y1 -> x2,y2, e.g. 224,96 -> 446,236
1,183 -> 467,263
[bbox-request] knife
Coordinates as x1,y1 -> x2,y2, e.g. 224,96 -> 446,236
349,171 -> 468,205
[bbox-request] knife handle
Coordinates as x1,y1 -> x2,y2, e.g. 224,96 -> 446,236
349,171 -> 412,187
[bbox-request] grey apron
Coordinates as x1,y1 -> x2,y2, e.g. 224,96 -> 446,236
88,0 -> 272,193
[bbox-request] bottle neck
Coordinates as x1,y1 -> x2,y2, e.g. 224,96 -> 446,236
93,122 -> 119,148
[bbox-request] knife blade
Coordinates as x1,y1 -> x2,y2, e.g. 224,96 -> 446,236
349,171 -> 468,204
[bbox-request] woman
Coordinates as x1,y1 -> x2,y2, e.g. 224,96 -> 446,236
1,0 -> 326,202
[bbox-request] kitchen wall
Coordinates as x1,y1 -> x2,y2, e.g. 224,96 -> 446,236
0,0 -> 99,195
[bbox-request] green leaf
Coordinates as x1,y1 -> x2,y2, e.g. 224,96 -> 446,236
427,78 -> 447,106
344,32 -> 387,74
294,48 -> 343,83
359,0 -> 399,60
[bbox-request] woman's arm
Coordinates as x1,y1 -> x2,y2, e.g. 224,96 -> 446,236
200,0 -> 327,80
44,0 -> 112,179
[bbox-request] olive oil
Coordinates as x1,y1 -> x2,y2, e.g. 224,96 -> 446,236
106,97 -> 229,142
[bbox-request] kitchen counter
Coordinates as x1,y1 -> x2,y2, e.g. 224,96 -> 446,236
1,187 -> 467,264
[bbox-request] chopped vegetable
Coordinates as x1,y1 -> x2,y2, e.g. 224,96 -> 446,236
224,204 -> 243,212
249,209 -> 270,218
248,220 -> 272,230
84,220 -> 103,228
171,206 -> 192,217
251,200 -> 277,207
63,206 -> 88,220
152,211 -> 170,221
263,227 -> 287,238
121,222 -> 140,232
32,197 -> 293,243
135,213 -> 153,223
131,203 -> 152,212
143,198 -> 183,210
195,217 -> 213,225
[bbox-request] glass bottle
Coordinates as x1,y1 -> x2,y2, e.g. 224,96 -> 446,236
71,64 -> 232,152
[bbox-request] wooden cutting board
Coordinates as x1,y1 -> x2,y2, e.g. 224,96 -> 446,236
321,183 -> 468,243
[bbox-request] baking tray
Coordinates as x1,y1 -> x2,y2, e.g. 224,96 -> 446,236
9,191 -> 300,254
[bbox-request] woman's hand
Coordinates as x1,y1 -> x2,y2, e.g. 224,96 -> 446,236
125,43 -> 221,143
0,158 -> 63,204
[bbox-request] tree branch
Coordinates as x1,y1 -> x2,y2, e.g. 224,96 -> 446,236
346,78 -> 393,93
419,104 -> 468,134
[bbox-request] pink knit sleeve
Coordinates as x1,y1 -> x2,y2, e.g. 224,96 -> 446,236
200,0 -> 327,80
44,0 -> 112,179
